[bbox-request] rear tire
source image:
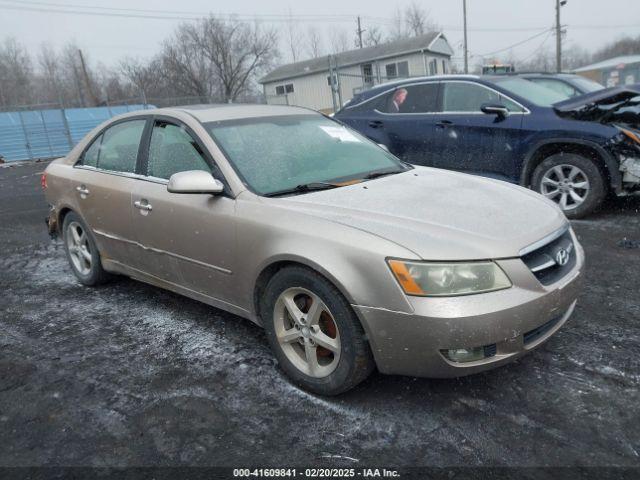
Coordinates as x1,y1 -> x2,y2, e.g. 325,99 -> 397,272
531,152 -> 606,219
260,266 -> 374,396
62,212 -> 111,286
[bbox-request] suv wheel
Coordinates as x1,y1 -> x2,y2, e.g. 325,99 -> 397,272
532,153 -> 606,219
260,266 -> 374,395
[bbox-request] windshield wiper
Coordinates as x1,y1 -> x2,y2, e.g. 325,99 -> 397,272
264,182 -> 340,197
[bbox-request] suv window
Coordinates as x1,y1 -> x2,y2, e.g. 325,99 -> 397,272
95,120 -> 146,173
383,83 -> 440,114
443,82 -> 523,112
147,121 -> 210,180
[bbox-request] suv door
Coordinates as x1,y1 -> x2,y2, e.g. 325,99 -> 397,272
131,118 -> 237,304
434,81 -> 525,181
358,83 -> 442,166
72,118 -> 148,267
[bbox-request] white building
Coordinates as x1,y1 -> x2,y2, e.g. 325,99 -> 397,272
259,32 -> 454,113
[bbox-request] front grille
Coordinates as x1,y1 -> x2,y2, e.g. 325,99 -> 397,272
524,314 -> 563,345
521,228 -> 576,285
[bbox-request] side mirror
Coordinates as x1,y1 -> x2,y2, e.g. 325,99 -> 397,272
167,170 -> 224,195
481,103 -> 510,118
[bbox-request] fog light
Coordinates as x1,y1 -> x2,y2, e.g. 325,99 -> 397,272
442,347 -> 485,363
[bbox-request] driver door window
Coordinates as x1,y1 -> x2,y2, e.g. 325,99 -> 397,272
442,82 -> 523,112
147,121 -> 211,180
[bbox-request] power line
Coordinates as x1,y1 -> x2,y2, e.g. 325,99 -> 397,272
478,28 -> 553,58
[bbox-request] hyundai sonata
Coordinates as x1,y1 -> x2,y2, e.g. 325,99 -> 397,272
43,105 -> 584,395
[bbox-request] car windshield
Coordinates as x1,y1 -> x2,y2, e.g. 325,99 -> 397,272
493,77 -> 568,106
205,115 -> 407,196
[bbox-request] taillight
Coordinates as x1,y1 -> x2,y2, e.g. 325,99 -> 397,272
41,173 -> 47,189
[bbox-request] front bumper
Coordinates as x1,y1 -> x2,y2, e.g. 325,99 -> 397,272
354,241 -> 584,378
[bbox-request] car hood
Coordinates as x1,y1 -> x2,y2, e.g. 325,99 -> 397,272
278,167 -> 567,261
554,84 -> 640,126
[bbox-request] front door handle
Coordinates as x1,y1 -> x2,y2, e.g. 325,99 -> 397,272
75,185 -> 90,196
134,200 -> 153,212
368,120 -> 384,129
436,120 -> 454,128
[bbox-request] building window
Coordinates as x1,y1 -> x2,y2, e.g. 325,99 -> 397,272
386,61 -> 410,80
397,61 -> 409,78
385,63 -> 397,79
362,63 -> 374,85
275,84 -> 294,95
429,59 -> 437,76
442,60 -> 447,74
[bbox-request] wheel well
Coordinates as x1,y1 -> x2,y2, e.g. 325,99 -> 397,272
58,207 -> 73,233
524,143 -> 610,188
252,260 -> 353,326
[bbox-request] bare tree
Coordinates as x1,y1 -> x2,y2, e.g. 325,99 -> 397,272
286,10 -> 302,62
0,38 -> 33,106
120,57 -> 165,100
364,26 -> 384,47
591,35 -> 640,63
194,16 -> 279,102
306,26 -> 324,58
404,2 -> 439,37
329,27 -> 350,54
389,7 -> 405,40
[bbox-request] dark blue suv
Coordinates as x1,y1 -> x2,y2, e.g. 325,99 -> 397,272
335,75 -> 640,218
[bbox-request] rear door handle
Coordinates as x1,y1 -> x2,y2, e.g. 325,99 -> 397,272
368,120 -> 384,129
436,120 -> 454,128
75,185 -> 90,196
134,200 -> 153,212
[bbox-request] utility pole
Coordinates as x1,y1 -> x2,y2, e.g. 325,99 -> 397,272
555,0 -> 567,73
78,49 -> 99,106
463,0 -> 469,74
356,16 -> 365,49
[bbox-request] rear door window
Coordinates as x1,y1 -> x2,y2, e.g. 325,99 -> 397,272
95,120 -> 146,173
384,83 -> 440,114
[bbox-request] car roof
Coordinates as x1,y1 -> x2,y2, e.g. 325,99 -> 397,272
120,104 -> 317,123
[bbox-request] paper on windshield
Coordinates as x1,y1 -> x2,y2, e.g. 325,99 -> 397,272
319,126 -> 361,142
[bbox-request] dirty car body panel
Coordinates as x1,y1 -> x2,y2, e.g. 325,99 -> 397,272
44,104 -> 584,380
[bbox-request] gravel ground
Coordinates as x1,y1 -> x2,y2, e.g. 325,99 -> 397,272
1,161 -> 639,468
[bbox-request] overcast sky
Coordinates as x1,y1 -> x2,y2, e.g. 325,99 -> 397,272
2,0 -> 640,70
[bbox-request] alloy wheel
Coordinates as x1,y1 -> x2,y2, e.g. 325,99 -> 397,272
540,164 -> 590,211
273,287 -> 341,378
66,221 -> 92,276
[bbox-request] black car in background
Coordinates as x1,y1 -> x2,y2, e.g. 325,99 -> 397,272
335,75 -> 640,218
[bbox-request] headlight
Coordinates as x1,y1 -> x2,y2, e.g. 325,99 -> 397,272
387,259 -> 511,297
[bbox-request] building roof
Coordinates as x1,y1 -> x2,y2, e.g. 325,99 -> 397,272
260,32 -> 450,84
573,55 -> 640,73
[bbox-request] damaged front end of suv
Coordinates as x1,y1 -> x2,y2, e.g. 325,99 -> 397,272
555,85 -> 640,196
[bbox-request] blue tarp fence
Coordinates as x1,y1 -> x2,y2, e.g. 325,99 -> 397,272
0,104 -> 154,162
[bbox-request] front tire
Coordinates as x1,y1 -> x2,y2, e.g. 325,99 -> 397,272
532,153 -> 606,219
62,212 -> 110,286
260,266 -> 374,396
